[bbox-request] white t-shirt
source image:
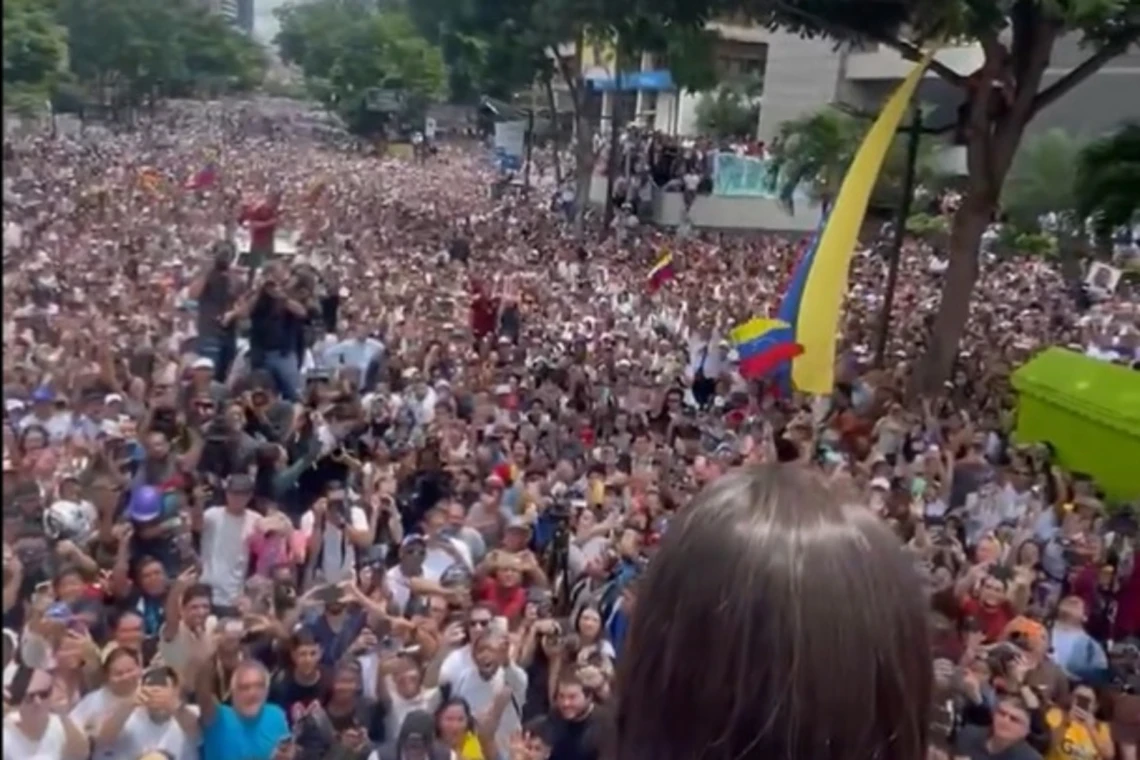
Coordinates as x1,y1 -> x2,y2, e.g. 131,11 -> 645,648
71,687 -> 130,753
300,506 -> 369,583
2,714 -> 68,760
384,681 -> 442,739
439,645 -> 475,686
200,506 -> 259,607
445,663 -> 527,750
113,706 -> 200,760
385,565 -> 414,613
422,537 -> 474,583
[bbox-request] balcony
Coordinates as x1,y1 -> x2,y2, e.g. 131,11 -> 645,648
844,43 -> 983,81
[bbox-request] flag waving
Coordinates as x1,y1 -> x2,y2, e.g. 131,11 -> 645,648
775,51 -> 934,394
730,317 -> 804,380
647,251 -> 675,293
185,162 -> 218,191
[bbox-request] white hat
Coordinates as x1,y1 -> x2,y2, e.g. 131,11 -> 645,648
103,393 -> 124,405
4,399 -> 26,414
870,476 -> 891,491
191,357 -> 215,371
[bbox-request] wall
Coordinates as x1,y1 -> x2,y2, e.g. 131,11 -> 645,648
588,176 -> 822,232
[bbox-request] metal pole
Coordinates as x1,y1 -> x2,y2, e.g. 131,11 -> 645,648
523,107 -> 534,195
873,104 -> 921,368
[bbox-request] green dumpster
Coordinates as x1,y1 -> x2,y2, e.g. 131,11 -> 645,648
1010,348 -> 1140,503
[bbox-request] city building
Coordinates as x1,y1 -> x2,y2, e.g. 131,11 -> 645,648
570,20 -> 1139,141
198,0 -> 254,36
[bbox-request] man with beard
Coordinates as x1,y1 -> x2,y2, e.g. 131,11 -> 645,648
547,674 -> 605,760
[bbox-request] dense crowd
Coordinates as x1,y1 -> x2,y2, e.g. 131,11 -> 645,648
2,98 -> 1139,760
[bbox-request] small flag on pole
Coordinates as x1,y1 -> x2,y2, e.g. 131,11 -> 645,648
647,251 -> 675,293
730,317 -> 804,380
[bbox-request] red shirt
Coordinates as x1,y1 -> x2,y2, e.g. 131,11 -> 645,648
475,578 -> 526,622
240,199 -> 278,249
470,293 -> 500,339
960,596 -> 1015,643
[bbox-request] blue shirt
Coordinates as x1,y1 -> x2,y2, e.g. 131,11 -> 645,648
202,703 -> 290,760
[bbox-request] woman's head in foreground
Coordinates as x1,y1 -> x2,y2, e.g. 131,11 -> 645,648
615,464 -> 931,760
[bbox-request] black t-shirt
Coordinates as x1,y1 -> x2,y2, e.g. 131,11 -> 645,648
197,268 -> 237,340
269,668 -> 331,724
954,725 -> 1042,760
547,708 -> 606,760
250,291 -> 302,354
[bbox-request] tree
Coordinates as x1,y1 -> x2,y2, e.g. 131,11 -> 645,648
747,0 -> 1140,393
55,0 -> 264,111
1075,123 -> 1140,251
695,74 -> 762,139
1001,128 -> 1083,231
3,0 -> 68,108
275,0 -> 446,134
766,105 -> 937,212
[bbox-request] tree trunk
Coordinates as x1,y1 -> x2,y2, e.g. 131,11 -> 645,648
911,194 -> 992,396
572,109 -> 595,239
543,75 -> 562,186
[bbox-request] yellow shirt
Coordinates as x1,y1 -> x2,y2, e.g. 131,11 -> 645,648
1045,707 -> 1112,760
459,731 -> 485,760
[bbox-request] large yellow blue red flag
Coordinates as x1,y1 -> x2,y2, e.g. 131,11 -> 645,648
776,51 -> 934,394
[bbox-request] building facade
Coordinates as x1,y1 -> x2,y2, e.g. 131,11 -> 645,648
598,21 -> 1138,141
198,0 -> 254,35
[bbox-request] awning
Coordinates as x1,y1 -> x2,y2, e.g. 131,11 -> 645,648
586,69 -> 675,92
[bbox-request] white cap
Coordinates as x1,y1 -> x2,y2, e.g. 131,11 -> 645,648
870,476 -> 891,491
4,399 -> 26,414
103,393 -> 124,405
191,357 -> 215,371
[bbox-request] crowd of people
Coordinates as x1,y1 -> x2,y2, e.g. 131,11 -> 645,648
2,97 -> 1139,760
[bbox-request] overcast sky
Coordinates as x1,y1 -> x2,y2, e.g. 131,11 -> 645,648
252,0 -> 287,43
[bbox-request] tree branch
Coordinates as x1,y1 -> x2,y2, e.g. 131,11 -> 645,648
768,1 -> 969,87
1030,31 -> 1140,117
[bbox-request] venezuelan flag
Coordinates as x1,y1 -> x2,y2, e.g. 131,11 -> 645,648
647,251 -> 675,292
775,51 -> 933,395
730,317 -> 804,380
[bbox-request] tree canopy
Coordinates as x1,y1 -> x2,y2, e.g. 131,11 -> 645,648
275,0 -> 446,132
695,74 -> 762,139
2,0 -> 266,113
1001,128 -> 1083,231
3,0 -> 68,109
765,106 -> 938,212
1075,122 -> 1140,243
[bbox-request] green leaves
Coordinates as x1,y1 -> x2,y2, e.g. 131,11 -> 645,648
3,0 -> 68,97
49,0 -> 264,104
1002,129 -> 1083,229
766,107 -> 865,208
694,82 -> 760,139
274,0 -> 445,131
1075,123 -> 1140,236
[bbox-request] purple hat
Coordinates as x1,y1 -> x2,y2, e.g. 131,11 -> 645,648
128,485 -> 163,523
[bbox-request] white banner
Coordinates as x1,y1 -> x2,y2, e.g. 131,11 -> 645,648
493,120 -> 526,160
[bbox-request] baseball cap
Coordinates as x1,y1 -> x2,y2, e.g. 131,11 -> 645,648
127,486 -> 164,523
31,386 -> 55,404
870,476 -> 891,491
191,357 -> 215,371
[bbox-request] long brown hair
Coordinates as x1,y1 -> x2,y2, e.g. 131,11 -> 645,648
614,464 -> 931,760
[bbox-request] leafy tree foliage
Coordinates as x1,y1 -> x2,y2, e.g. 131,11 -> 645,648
1076,123 -> 1140,246
1002,129 -> 1083,231
745,0 -> 1140,392
695,75 -> 762,139
767,106 -> 938,211
52,0 -> 264,109
3,0 -> 68,107
275,0 -> 446,133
